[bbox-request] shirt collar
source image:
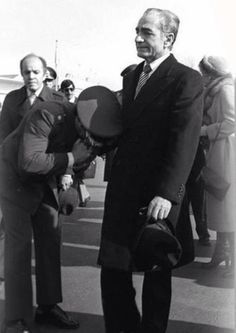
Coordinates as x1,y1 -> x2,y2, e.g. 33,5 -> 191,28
145,52 -> 171,76
27,84 -> 44,97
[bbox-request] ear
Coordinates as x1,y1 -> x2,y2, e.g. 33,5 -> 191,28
164,33 -> 175,48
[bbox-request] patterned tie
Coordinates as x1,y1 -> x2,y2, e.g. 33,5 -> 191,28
134,64 -> 152,98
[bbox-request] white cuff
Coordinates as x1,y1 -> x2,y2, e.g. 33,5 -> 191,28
67,152 -> 75,168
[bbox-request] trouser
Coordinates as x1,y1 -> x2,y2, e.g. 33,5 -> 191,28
1,193 -> 62,322
101,266 -> 171,333
186,177 -> 210,240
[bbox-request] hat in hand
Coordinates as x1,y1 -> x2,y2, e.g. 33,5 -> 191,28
77,86 -> 123,139
133,209 -> 182,272
58,187 -> 79,216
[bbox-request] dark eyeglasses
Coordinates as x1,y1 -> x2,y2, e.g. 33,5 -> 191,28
64,87 -> 74,92
45,78 -> 53,82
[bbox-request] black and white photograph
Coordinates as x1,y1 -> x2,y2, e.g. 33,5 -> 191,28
0,0 -> 235,332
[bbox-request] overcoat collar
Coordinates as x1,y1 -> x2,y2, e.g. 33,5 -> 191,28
122,54 -> 178,128
18,85 -> 55,117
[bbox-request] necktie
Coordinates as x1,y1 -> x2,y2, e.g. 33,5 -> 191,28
134,64 -> 152,98
28,93 -> 36,106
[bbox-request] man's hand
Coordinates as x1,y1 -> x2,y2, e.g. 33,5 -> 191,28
72,138 -> 95,165
147,196 -> 172,220
60,174 -> 73,191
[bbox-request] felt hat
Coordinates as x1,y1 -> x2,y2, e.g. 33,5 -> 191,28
133,210 -> 182,271
45,66 -> 57,80
76,86 -> 122,138
58,187 -> 79,216
199,56 -> 231,77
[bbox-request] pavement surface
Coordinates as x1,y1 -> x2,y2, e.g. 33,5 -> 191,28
0,157 -> 235,333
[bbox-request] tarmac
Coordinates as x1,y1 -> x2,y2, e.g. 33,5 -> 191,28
0,157 -> 235,333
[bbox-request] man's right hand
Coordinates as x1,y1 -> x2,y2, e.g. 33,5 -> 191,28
72,138 -> 96,171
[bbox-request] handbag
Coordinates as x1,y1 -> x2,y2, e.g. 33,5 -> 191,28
200,166 -> 230,201
82,159 -> 97,179
199,123 -> 230,201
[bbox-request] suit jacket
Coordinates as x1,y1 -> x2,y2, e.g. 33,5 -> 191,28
0,101 -> 78,214
0,85 -> 66,144
98,54 -> 204,271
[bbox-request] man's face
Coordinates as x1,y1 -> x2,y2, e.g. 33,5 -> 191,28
135,13 -> 168,63
21,57 -> 46,92
44,79 -> 55,89
63,85 -> 75,101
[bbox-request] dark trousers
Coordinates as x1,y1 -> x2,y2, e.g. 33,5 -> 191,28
1,191 -> 62,322
186,176 -> 210,240
101,266 -> 171,333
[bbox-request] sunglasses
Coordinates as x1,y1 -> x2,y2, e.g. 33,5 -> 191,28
64,87 -> 74,92
45,78 -> 53,82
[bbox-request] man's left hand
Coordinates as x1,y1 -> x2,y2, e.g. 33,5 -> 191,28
147,196 -> 172,220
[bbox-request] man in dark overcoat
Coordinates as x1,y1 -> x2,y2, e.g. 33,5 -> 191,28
98,8 -> 204,333
0,53 -> 66,144
0,100 -> 96,332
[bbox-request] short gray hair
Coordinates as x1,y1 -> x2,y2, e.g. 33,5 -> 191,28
143,8 -> 180,48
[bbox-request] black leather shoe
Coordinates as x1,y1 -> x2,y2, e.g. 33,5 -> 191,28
35,305 -> 80,329
1,319 -> 31,333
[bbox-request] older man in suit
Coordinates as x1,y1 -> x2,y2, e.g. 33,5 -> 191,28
98,8 -> 203,333
0,99 -> 97,332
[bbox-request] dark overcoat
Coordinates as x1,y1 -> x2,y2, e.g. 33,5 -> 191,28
0,85 -> 66,144
0,101 -> 78,214
98,55 -> 203,271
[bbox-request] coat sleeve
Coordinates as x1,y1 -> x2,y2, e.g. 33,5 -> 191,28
206,84 -> 235,141
155,70 -> 204,204
18,108 -> 69,178
0,94 -> 15,144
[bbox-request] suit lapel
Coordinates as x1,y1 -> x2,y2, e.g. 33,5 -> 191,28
18,85 -> 52,118
123,54 -> 178,128
18,87 -> 29,118
122,64 -> 142,108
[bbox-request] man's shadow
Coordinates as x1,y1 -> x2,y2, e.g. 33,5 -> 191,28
173,240 -> 234,289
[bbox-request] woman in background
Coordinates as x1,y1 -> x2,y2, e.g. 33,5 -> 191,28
199,56 -> 235,276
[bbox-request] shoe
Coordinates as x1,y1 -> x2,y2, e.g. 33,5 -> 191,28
222,263 -> 235,278
201,250 -> 230,269
1,319 -> 31,333
79,196 -> 90,207
35,304 -> 80,329
202,234 -> 231,269
198,238 -> 211,246
79,201 -> 87,207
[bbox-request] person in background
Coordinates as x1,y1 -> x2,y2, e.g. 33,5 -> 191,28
60,79 -> 78,104
0,53 -> 66,143
44,66 -> 57,90
0,209 -> 3,283
180,143 -> 211,247
60,79 -> 90,207
98,8 -> 203,333
199,55 -> 235,275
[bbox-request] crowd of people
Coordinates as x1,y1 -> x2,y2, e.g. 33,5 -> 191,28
0,7 -> 235,333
